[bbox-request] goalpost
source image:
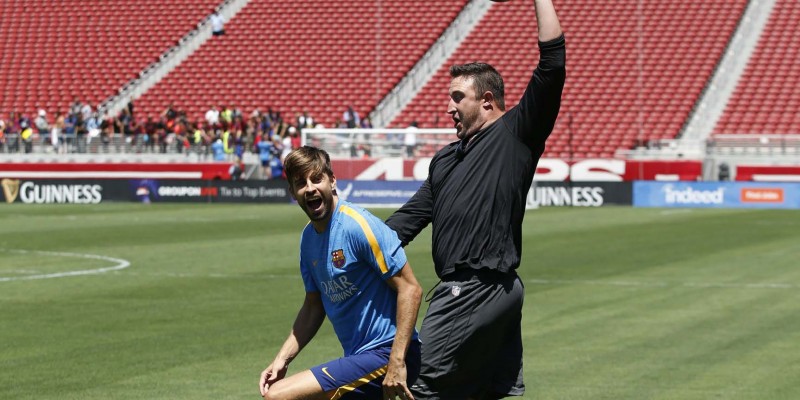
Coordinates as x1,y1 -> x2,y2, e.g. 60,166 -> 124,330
301,127 -> 456,159
302,126 -> 539,210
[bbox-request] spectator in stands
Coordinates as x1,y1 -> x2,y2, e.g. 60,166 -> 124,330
273,113 -> 289,139
221,105 -> 233,124
162,103 -> 177,121
297,111 -> 315,129
0,115 -> 6,152
404,121 -> 418,158
270,135 -> 284,177
63,112 -> 76,153
4,111 -> 19,153
281,127 -> 295,161
20,116 -> 34,154
268,108 -> 280,124
126,101 -> 135,119
69,97 -> 82,118
75,111 -> 88,153
210,10 -> 225,36
384,1 -> 565,398
34,109 -> 50,147
80,103 -> 93,124
256,131 -> 273,179
141,116 -> 155,153
205,105 -> 220,127
85,112 -> 101,149
117,108 -> 133,151
191,120 -> 206,156
211,137 -> 226,161
220,123 -> 233,158
290,125 -> 302,150
118,115 -> 135,152
158,123 -> 170,154
230,104 -> 242,121
52,111 -> 64,153
246,113 -> 259,139
232,127 -> 245,159
343,106 -> 360,129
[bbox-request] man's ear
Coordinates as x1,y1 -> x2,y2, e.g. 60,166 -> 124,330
482,91 -> 495,110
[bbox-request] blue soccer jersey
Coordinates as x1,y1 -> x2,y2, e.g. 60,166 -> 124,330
299,200 -> 416,356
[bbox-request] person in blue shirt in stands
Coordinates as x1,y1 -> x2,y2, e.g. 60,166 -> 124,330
211,138 -> 226,161
259,146 -> 423,400
256,132 -> 273,179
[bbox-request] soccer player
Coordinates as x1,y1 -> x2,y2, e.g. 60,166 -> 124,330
259,146 -> 423,400
384,0 -> 565,398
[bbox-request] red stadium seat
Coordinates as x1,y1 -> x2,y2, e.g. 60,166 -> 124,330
136,0 -> 470,124
0,0 -> 221,116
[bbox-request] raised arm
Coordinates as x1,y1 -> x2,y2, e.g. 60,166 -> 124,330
504,0 -> 566,150
534,0 -> 563,42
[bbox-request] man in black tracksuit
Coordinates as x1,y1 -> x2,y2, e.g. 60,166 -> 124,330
385,1 -> 565,398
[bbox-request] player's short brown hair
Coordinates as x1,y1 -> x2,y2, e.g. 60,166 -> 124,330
284,146 -> 334,188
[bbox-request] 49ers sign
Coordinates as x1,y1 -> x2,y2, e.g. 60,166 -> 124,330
330,158 -> 702,181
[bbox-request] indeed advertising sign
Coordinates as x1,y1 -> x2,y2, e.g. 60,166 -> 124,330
633,181 -> 800,209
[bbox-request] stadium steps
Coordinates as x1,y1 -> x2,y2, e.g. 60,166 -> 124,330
99,0 -> 253,119
680,0 -> 777,142
714,0 -> 800,136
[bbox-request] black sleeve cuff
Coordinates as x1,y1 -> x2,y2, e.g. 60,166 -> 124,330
539,34 -> 566,50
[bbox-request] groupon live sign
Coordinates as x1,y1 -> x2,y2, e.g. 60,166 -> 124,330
330,158 -> 704,181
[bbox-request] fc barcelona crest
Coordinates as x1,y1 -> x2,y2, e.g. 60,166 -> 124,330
331,249 -> 346,268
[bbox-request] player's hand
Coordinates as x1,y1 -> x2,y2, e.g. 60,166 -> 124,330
382,360 -> 414,400
259,358 -> 288,397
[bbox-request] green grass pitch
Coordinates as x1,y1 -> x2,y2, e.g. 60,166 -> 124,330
1,204 -> 799,399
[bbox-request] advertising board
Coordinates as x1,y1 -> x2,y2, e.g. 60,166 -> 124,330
633,181 -> 800,209
129,180 -> 290,203
1,179 -> 290,204
335,180 -> 632,207
329,158 -> 703,181
528,182 -> 633,208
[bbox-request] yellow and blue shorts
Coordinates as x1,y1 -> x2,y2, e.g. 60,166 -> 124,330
310,340 -> 420,400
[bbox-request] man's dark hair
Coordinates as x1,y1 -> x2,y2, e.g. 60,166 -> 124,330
450,62 -> 505,111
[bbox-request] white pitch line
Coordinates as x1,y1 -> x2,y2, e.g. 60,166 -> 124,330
526,278 -> 799,290
0,249 -> 131,282
659,209 -> 695,216
109,271 -> 296,280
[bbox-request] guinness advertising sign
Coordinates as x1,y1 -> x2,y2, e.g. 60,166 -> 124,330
2,179 -> 21,203
1,179 -> 115,204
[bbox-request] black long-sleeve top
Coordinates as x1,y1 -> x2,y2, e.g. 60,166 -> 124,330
385,35 -> 566,279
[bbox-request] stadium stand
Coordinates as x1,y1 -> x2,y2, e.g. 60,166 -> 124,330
1,0 -> 782,162
133,0 -> 470,126
390,0 -> 749,158
714,0 -> 800,136
0,0 -> 222,115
